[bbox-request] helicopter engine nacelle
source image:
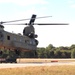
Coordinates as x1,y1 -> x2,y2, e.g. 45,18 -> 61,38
34,34 -> 38,38
28,32 -> 34,38
29,33 -> 38,38
23,25 -> 35,38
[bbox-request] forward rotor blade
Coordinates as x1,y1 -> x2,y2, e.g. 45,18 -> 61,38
0,16 -> 52,24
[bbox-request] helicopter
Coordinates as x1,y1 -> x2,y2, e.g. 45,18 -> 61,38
0,14 -> 68,54
0,14 -> 69,63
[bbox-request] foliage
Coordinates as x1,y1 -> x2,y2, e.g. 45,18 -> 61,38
37,44 -> 72,58
49,50 -> 54,58
54,50 -> 62,58
37,47 -> 47,58
70,44 -> 75,49
46,44 -> 55,51
71,49 -> 75,58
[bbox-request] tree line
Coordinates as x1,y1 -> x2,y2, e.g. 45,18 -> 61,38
0,44 -> 75,58
37,44 -> 75,58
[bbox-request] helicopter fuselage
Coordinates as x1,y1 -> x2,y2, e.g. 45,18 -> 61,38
0,29 -> 37,51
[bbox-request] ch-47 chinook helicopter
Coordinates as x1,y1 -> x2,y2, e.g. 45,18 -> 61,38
0,14 -> 68,55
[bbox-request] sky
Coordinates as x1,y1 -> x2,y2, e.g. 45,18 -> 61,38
0,0 -> 75,47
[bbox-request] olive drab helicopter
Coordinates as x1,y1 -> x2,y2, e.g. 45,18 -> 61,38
0,14 -> 68,53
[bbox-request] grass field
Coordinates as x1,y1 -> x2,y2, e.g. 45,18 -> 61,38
0,65 -> 75,75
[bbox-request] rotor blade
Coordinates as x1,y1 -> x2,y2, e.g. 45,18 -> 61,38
34,23 -> 69,25
0,15 -> 52,24
4,23 -> 69,25
3,23 -> 27,25
29,14 -> 36,25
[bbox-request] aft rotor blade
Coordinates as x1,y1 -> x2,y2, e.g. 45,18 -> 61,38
3,23 -> 28,25
34,23 -> 69,25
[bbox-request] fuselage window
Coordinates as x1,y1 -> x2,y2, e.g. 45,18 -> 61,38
14,38 -> 16,40
7,36 -> 10,40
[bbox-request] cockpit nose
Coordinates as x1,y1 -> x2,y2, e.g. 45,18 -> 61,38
0,25 -> 4,30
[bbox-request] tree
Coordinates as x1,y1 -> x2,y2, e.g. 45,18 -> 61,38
46,44 -> 54,51
71,49 -> 75,58
49,50 -> 54,58
37,47 -> 47,58
54,50 -> 62,58
61,52 -> 66,58
70,44 -> 75,50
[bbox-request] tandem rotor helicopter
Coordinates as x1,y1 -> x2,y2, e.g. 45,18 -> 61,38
0,14 -> 68,53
